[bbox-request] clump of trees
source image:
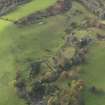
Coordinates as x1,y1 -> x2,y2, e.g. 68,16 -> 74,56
29,61 -> 41,78
47,80 -> 85,105
15,57 -> 86,105
15,31 -> 92,105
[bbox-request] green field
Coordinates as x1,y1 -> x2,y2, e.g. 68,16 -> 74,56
1,0 -> 105,105
0,14 -> 67,104
0,20 -> 26,105
3,0 -> 57,20
70,2 -> 105,104
0,0 -> 66,104
81,41 -> 105,105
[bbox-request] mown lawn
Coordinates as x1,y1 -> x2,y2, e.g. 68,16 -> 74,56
0,12 -> 66,105
81,41 -> 105,105
3,0 -> 57,20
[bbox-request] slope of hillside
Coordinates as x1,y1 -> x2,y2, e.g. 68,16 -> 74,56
0,0 -> 105,105
0,2 -> 67,105
0,1 -> 66,105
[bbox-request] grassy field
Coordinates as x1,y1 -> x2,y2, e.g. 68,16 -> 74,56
2,0 -> 57,20
69,2 -> 105,105
0,3 -> 66,105
0,20 -> 26,105
1,1 -> 105,105
80,41 -> 105,105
